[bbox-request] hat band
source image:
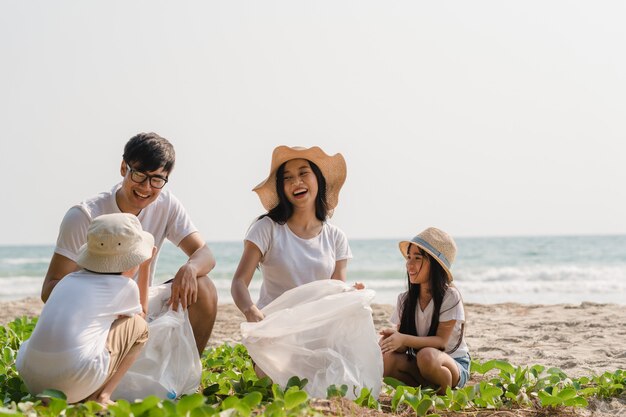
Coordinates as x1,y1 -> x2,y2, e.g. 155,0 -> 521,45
410,237 -> 451,268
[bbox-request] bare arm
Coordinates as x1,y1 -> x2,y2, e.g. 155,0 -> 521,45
169,232 -> 216,311
380,320 -> 457,353
330,259 -> 348,281
231,240 -> 264,322
41,253 -> 80,302
136,247 -> 157,315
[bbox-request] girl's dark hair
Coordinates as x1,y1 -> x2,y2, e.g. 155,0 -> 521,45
399,244 -> 449,339
123,132 -> 176,174
259,160 -> 328,223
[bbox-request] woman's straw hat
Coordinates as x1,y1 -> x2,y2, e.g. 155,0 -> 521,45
252,145 -> 347,212
77,213 -> 154,273
399,227 -> 457,282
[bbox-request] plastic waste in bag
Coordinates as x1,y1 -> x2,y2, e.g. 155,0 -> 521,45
111,284 -> 202,401
241,280 -> 383,399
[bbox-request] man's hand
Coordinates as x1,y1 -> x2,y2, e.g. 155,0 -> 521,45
379,328 -> 405,353
168,262 -> 198,311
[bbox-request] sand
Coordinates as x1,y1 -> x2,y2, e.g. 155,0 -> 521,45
3,298 -> 625,378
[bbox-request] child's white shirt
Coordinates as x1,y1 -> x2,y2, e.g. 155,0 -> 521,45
391,286 -> 469,359
16,271 -> 141,402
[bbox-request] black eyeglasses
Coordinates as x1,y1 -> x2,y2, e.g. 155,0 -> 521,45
126,164 -> 168,189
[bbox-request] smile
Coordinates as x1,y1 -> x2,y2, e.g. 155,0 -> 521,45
293,188 -> 308,197
134,190 -> 150,199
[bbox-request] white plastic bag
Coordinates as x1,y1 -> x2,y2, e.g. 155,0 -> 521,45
111,285 -> 202,401
241,280 -> 383,399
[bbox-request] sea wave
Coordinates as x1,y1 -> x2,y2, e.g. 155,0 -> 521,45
0,257 -> 50,265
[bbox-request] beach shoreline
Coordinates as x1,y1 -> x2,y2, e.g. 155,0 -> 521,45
3,298 -> 626,379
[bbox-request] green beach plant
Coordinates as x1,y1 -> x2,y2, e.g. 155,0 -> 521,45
1,315 -> 626,416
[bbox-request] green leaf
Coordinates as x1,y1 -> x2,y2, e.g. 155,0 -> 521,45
242,391 -> 262,408
202,384 -> 220,396
220,396 -> 240,410
538,391 -> 561,407
47,397 -> 68,416
403,392 -> 419,411
492,360 -> 516,375
176,394 -> 205,415
416,398 -> 433,416
129,395 -> 161,416
190,406 -> 218,417
284,390 -> 308,410
556,387 -> 577,400
38,389 -> 67,400
271,384 -> 284,400
326,384 -> 348,398
564,397 -> 588,407
2,348 -> 14,365
108,399 -> 132,417
383,376 -> 406,388
285,376 -> 308,390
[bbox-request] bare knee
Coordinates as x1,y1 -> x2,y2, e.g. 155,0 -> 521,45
382,351 -> 399,377
416,348 -> 440,373
196,276 -> 218,308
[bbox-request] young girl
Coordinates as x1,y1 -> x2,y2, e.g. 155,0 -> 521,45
231,145 -> 352,322
379,227 -> 470,392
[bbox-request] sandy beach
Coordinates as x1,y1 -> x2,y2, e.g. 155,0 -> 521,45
3,298 -> 625,379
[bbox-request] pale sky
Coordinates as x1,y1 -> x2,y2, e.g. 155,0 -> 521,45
1,1 -> 625,245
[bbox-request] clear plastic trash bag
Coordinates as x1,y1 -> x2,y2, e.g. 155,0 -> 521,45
241,280 -> 383,399
111,284 -> 202,401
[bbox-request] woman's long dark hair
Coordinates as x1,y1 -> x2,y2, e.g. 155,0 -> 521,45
259,160 -> 328,223
399,244 -> 449,338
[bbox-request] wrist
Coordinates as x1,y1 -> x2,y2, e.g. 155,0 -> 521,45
243,304 -> 257,315
182,261 -> 198,277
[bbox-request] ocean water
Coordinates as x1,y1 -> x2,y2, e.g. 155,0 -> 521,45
1,235 -> 626,305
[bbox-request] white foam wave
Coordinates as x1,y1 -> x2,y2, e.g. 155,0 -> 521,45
457,265 -> 626,283
1,257 -> 49,265
0,276 -> 43,300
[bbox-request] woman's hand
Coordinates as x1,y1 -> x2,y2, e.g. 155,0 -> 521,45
379,328 -> 405,353
244,304 -> 264,322
352,282 -> 365,290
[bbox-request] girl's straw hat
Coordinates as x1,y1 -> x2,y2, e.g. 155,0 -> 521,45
77,213 -> 154,273
399,227 -> 457,282
252,145 -> 347,212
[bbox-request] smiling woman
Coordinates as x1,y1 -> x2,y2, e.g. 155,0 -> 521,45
230,145 -> 350,319
228,145 -> 383,391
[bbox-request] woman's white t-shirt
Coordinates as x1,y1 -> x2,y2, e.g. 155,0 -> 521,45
245,216 -> 352,309
391,286 -> 469,359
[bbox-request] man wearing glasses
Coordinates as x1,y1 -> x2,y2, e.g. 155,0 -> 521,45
41,132 -> 218,355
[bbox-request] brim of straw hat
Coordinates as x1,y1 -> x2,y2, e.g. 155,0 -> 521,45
76,230 -> 154,273
252,146 -> 347,213
399,238 -> 454,282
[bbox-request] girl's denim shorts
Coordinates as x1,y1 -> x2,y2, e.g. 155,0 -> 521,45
453,354 -> 471,388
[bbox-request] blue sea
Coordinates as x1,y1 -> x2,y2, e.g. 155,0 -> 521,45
2,235 -> 626,305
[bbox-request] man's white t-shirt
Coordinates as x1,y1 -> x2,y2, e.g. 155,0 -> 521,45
246,216 -> 353,309
16,271 -> 142,403
391,286 -> 469,359
54,183 -> 197,285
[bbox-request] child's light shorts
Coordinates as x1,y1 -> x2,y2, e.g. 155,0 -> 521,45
105,315 -> 149,378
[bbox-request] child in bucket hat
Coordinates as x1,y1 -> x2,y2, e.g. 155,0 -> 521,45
379,227 -> 470,393
17,213 -> 155,405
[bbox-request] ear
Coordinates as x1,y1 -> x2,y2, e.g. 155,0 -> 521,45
120,160 -> 127,177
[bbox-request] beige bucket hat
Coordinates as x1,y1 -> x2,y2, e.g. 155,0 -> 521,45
399,227 -> 457,282
77,213 -> 155,273
252,145 -> 347,212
